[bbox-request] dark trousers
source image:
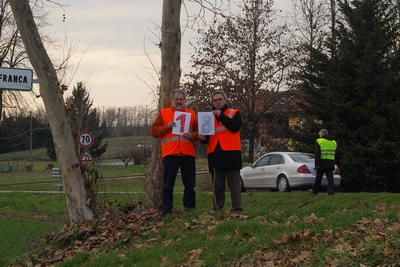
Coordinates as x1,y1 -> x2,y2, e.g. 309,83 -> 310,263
212,168 -> 241,210
313,169 -> 334,195
162,156 -> 196,214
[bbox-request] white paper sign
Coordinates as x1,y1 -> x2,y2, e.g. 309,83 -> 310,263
198,112 -> 215,135
172,111 -> 191,135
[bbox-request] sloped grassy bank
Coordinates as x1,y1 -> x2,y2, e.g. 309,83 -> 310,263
6,191 -> 400,267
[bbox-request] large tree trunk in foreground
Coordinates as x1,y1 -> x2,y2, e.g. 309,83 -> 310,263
145,0 -> 181,209
10,0 -> 95,223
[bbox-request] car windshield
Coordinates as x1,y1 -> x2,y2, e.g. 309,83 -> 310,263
289,153 -> 314,163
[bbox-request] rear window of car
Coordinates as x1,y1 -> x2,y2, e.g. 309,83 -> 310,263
289,153 -> 314,162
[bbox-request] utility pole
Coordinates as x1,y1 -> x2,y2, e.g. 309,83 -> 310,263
145,105 -> 148,127
117,108 -> 120,157
29,111 -> 32,160
102,106 -> 105,124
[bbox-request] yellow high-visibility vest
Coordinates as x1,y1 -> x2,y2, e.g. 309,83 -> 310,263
317,138 -> 337,160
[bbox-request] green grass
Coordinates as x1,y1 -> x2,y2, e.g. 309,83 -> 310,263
0,160 -> 211,266
2,186 -> 400,266
0,192 -> 69,266
0,217 -> 50,261
1,150 -> 400,266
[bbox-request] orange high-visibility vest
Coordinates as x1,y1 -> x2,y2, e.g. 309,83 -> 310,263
207,108 -> 241,154
160,108 -> 196,158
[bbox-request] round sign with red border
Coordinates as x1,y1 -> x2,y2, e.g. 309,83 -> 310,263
77,131 -> 94,148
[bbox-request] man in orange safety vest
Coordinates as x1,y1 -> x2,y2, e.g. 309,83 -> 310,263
150,88 -> 198,216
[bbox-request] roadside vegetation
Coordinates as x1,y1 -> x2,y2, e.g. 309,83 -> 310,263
3,0 -> 400,265
1,157 -> 400,266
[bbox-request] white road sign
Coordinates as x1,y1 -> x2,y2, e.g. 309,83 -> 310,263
0,67 -> 33,91
80,149 -> 94,162
77,131 -> 94,148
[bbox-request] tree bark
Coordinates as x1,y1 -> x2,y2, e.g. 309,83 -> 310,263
0,90 -> 2,120
9,0 -> 95,223
145,0 -> 181,209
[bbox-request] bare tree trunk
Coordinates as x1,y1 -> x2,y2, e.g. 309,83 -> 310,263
0,90 -> 2,120
9,0 -> 95,223
145,0 -> 181,209
145,139 -> 163,209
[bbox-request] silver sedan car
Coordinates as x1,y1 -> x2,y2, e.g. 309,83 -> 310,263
240,152 -> 341,192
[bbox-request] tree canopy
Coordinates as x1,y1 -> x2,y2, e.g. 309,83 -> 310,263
184,0 -> 293,162
290,0 -> 400,192
45,82 -> 107,161
0,115 -> 50,154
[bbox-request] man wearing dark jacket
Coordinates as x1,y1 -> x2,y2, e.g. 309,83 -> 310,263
198,90 -> 243,212
312,129 -> 337,195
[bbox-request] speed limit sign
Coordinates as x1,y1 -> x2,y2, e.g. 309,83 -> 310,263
77,131 -> 94,148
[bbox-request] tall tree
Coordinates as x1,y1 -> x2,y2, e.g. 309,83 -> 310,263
66,82 -> 107,159
9,0 -> 96,222
45,82 -> 108,161
184,0 -> 291,162
145,0 -> 182,209
281,0 -> 338,151
292,0 -> 400,192
287,0 -> 336,51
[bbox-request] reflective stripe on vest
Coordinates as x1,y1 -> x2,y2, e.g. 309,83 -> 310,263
160,108 -> 196,157
207,108 -> 241,154
317,138 -> 337,160
161,136 -> 193,145
214,109 -> 234,132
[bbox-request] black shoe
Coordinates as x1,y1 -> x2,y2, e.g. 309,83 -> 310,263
231,208 -> 244,213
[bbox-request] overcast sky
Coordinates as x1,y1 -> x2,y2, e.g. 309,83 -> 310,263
41,0 -> 163,109
40,0 -> 288,109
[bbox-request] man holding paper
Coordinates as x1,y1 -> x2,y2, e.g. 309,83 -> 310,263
150,88 -> 198,216
198,90 -> 243,212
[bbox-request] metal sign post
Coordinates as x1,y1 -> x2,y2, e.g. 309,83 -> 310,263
77,131 -> 95,162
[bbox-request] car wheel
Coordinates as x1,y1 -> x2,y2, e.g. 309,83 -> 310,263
241,178 -> 247,193
277,175 -> 291,192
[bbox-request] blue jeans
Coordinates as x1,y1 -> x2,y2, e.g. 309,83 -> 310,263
162,156 -> 196,214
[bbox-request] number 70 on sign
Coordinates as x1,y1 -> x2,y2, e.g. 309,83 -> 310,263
77,131 -> 94,148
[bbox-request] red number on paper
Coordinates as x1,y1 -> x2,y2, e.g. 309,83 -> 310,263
175,114 -> 186,133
